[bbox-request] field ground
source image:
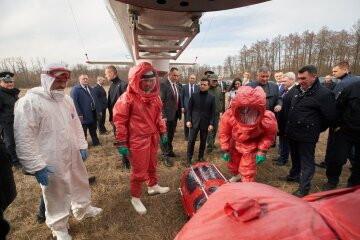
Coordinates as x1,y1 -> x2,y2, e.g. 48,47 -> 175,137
5,88 -> 351,239
4,117 -> 352,240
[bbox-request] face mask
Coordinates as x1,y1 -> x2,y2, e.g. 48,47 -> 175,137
50,89 -> 65,101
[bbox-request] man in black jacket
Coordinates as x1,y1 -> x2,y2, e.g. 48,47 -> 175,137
186,78 -> 215,166
93,76 -> 108,134
160,67 -> 182,167
323,81 -> 360,190
0,72 -> 21,169
282,65 -> 337,197
105,65 -> 130,169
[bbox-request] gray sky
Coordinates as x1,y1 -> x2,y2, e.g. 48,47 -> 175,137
1,0 -> 359,67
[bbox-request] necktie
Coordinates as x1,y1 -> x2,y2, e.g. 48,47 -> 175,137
172,83 -> 178,110
190,84 -> 194,97
282,89 -> 288,97
86,86 -> 96,110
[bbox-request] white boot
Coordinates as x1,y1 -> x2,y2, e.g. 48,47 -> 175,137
131,197 -> 147,215
147,184 -> 170,195
52,228 -> 72,240
73,206 -> 103,221
229,173 -> 241,182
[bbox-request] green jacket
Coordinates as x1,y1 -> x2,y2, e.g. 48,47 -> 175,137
208,85 -> 224,115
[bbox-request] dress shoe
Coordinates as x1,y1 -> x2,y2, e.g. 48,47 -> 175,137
88,176 -> 96,184
168,151 -> 176,157
322,182 -> 337,191
278,175 -> 300,183
292,188 -> 309,197
93,142 -> 101,147
315,161 -> 327,168
198,157 -> 206,162
163,157 -> 173,167
272,158 -> 280,162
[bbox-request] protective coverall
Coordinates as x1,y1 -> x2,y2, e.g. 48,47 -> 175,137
113,62 -> 167,198
14,63 -> 101,236
218,86 -> 278,182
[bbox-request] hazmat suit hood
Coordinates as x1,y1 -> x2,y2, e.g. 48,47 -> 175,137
231,86 -> 265,127
127,62 -> 159,102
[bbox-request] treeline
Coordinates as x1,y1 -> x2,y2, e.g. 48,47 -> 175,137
222,19 -> 360,78
1,19 -> 360,88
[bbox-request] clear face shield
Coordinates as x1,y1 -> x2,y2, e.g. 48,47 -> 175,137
236,106 -> 260,125
139,71 -> 157,93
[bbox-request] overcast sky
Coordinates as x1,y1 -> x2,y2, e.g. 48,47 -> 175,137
1,0 -> 359,67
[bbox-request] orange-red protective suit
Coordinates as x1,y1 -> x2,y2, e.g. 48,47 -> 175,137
218,86 -> 278,182
113,62 -> 166,198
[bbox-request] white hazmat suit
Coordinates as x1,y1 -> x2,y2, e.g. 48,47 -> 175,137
14,63 -> 102,239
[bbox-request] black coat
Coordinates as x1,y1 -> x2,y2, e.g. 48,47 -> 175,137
186,91 -> 215,131
333,73 -> 360,98
278,86 -> 296,136
160,79 -> 182,121
107,76 -> 127,122
336,81 -> 360,142
93,83 -> 107,110
248,81 -> 283,111
0,87 -> 20,125
286,79 -> 337,142
0,137 -> 16,212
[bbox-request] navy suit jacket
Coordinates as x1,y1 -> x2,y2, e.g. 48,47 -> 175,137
160,79 -> 182,121
186,91 -> 215,131
93,83 -> 107,110
70,84 -> 101,124
181,83 -> 200,113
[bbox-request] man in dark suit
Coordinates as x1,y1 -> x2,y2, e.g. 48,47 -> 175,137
218,74 -> 227,113
93,76 -> 108,134
70,74 -> 102,146
186,78 -> 215,166
160,67 -> 182,167
181,74 -> 199,141
281,65 -> 337,197
105,65 -> 130,169
274,72 -> 296,166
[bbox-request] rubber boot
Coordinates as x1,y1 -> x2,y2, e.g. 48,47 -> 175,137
148,184 -> 170,195
229,173 -> 241,182
131,197 -> 147,215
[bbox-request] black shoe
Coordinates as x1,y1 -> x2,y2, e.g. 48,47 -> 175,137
163,157 -> 173,167
93,142 -> 101,147
322,182 -> 337,191
272,158 -> 280,162
271,143 -> 276,148
198,157 -> 206,163
184,136 -> 189,141
88,176 -> 96,184
315,161 -> 327,169
274,161 -> 287,166
278,175 -> 300,182
168,151 -> 176,157
206,148 -> 213,154
36,214 -> 46,224
292,188 -> 309,197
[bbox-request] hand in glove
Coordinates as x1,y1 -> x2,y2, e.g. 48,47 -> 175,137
118,147 -> 130,156
221,151 -> 230,162
256,150 -> 267,164
35,166 -> 55,186
161,136 -> 168,144
80,149 -> 88,161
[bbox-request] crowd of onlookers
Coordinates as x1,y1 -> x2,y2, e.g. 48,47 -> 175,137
1,60 -> 360,239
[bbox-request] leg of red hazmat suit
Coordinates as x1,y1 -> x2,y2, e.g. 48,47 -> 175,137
239,151 -> 257,182
145,134 -> 159,188
227,145 -> 242,176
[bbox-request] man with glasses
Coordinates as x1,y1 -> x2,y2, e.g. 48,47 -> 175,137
14,63 -> 102,239
113,62 -> 169,215
181,74 -> 199,141
280,65 -> 337,197
0,72 -> 22,169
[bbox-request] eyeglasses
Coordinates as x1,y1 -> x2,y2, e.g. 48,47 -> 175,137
42,68 -> 71,80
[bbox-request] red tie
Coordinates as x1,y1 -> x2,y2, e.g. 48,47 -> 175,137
172,83 -> 178,110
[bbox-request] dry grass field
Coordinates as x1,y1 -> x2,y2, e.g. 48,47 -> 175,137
4,88 -> 351,240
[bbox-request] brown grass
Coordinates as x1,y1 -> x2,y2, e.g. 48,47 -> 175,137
6,88 -> 351,239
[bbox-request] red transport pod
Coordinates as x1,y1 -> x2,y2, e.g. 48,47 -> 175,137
175,182 -> 339,240
179,162 -> 227,218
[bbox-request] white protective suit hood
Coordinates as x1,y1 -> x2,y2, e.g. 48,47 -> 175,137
40,62 -> 70,101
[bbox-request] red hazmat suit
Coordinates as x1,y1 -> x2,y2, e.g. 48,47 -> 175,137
218,86 -> 278,182
113,62 -> 166,198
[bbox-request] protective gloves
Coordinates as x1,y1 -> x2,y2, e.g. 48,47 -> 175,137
80,149 -> 88,161
35,166 -> 55,186
161,136 -> 168,144
256,150 -> 267,164
118,147 -> 130,156
221,151 -> 230,162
